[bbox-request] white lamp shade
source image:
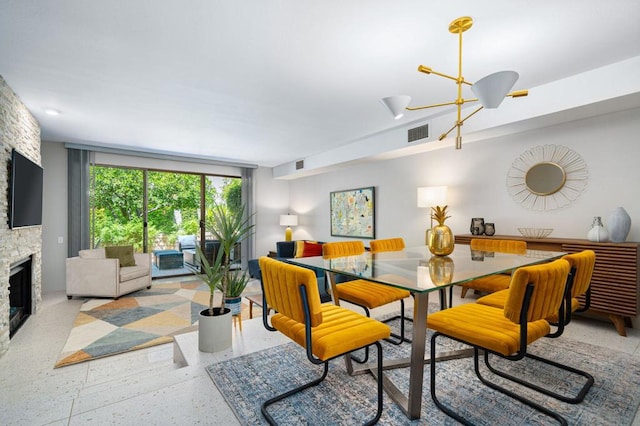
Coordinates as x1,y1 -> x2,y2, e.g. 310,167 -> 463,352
279,214 -> 298,227
417,186 -> 447,207
380,95 -> 411,119
471,71 -> 519,109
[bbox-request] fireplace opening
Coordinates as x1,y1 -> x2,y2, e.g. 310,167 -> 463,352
9,256 -> 32,338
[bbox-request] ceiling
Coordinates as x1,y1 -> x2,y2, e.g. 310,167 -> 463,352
1,1 -> 639,168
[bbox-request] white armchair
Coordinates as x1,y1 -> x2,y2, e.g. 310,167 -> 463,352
66,248 -> 152,299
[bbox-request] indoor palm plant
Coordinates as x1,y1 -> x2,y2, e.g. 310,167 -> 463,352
189,202 -> 254,352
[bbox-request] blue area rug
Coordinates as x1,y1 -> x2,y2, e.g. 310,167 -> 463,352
207,309 -> 640,425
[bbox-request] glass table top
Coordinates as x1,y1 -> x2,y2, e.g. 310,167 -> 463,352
286,245 -> 566,294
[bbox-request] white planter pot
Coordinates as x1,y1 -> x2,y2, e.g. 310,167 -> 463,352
198,308 -> 232,353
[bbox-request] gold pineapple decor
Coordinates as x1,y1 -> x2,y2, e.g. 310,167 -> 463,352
428,205 -> 455,256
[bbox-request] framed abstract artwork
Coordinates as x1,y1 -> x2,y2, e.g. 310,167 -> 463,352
330,186 -> 375,239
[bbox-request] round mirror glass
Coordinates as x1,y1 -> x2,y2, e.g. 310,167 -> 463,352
525,162 -> 566,195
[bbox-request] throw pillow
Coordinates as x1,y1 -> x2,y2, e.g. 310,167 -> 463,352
105,245 -> 136,267
302,241 -> 323,257
294,241 -> 306,258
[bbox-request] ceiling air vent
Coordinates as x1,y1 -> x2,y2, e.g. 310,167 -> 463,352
408,124 -> 429,143
295,160 -> 304,170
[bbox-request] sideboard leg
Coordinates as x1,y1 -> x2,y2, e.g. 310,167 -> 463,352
609,314 -> 628,337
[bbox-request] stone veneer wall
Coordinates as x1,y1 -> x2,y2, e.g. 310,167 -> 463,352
0,75 -> 42,357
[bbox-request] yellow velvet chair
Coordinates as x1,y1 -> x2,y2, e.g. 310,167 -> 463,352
258,256 -> 391,425
427,259 -> 571,425
369,237 -> 405,253
475,249 -> 596,403
323,241 -> 411,362
458,239 -> 528,299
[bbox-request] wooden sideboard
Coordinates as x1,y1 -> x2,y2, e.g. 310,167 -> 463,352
455,234 -> 640,336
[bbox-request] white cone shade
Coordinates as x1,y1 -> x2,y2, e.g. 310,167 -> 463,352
380,95 -> 411,119
471,71 -> 519,109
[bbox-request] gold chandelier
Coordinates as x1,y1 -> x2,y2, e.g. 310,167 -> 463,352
380,16 -> 528,149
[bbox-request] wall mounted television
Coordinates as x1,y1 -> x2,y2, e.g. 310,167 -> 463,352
8,148 -> 43,229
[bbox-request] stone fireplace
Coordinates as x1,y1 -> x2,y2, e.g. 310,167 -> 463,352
1,75 -> 43,357
9,256 -> 33,337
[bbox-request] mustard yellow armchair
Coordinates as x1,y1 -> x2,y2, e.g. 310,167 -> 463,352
258,256 -> 391,425
427,258 -> 571,425
476,249 -> 596,403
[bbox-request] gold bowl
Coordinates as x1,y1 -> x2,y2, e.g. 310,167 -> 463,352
518,227 -> 553,239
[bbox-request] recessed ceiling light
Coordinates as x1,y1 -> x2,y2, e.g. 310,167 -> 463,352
44,108 -> 60,116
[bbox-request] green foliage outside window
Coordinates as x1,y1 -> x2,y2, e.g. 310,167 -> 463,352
90,166 -> 240,252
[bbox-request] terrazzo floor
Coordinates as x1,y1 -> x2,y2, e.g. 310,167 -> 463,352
1,279 -> 639,425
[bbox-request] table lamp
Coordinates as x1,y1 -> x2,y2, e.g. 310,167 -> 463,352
417,186 -> 447,244
279,214 -> 298,241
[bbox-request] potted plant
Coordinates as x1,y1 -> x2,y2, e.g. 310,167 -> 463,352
219,269 -> 250,316
189,202 -> 254,352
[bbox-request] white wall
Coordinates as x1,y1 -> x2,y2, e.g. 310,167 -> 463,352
40,107 -> 640,292
280,107 -> 640,246
41,142 -> 68,293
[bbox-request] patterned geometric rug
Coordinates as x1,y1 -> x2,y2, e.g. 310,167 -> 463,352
55,281 -> 211,368
207,308 -> 640,425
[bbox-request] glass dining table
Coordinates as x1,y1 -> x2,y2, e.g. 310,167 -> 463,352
286,244 -> 566,420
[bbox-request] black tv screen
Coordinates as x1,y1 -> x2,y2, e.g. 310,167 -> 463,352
9,149 -> 43,229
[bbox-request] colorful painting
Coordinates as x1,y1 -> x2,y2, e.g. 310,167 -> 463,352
330,187 -> 375,239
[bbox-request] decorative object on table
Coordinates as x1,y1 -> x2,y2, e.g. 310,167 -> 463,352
587,216 -> 609,243
279,214 -> 298,241
518,227 -> 554,239
484,223 -> 496,236
470,218 -> 485,235
507,144 -> 588,211
428,205 -> 454,256
189,202 -> 254,353
330,186 -> 375,239
417,186 -> 448,244
380,16 -> 528,149
608,207 -> 632,242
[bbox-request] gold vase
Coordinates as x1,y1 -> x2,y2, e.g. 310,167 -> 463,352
428,224 -> 455,256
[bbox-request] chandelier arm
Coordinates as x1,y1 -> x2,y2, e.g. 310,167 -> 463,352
406,97 -> 480,111
421,68 -> 473,86
438,105 -> 484,142
406,101 -> 458,111
508,90 -> 529,98
459,105 -> 484,124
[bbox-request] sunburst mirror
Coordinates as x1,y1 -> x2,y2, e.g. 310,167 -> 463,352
507,144 -> 588,211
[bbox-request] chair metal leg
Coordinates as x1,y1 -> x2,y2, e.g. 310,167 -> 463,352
261,342 -> 385,426
430,332 -> 568,426
350,300 -> 411,364
475,350 -> 568,425
484,351 -> 594,403
261,362 -> 329,425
